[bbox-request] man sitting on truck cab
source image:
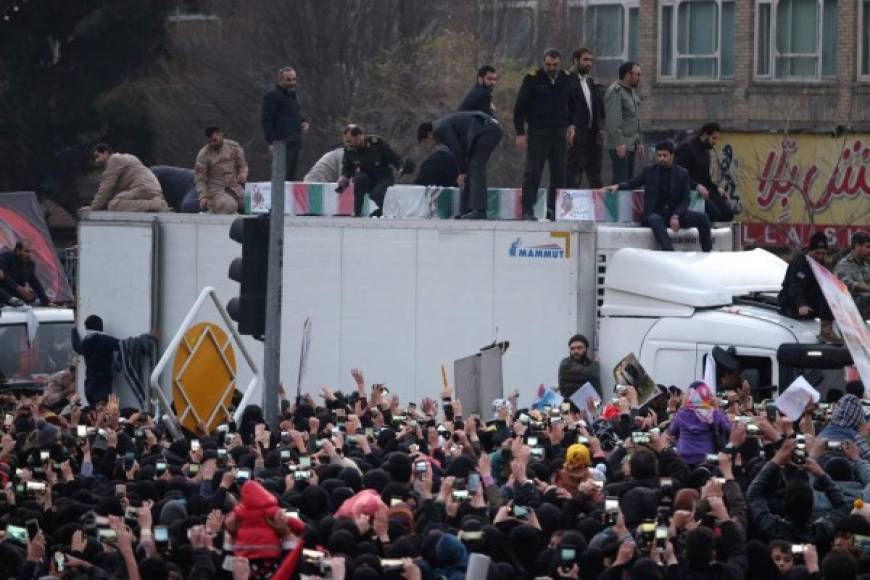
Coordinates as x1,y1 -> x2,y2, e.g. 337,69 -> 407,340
0,240 -> 51,306
778,232 -> 842,344
603,141 -> 712,252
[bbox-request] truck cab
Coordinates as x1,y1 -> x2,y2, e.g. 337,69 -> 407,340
0,307 -> 75,392
598,248 -> 826,397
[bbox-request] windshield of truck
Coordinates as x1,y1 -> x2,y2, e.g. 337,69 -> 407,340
0,322 -> 75,382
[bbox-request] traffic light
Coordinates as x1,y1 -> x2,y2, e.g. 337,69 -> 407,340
227,216 -> 269,337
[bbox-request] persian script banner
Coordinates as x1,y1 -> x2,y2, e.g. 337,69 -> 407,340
718,133 -> 870,246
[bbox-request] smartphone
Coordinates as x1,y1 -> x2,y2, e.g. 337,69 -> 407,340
527,436 -> 539,447
188,463 -> 201,475
6,525 -> 26,544
827,440 -> 843,450
380,558 -> 405,572
415,460 -> 428,475
217,448 -> 228,461
280,449 -> 292,461
655,526 -> 668,551
39,450 -> 50,462
285,510 -> 299,520
154,525 -> 169,543
25,519 -> 40,541
560,546 -> 577,564
561,402 -> 571,413
155,461 -> 168,473
512,504 -> 529,519
468,473 -> 481,492
76,425 -> 87,438
236,468 -> 251,482
2,414 -> 12,428
632,432 -> 650,445
124,451 -> 136,470
221,555 -> 236,572
705,453 -> 720,465
766,404 -> 778,422
390,497 -> 403,507
98,528 -> 117,544
459,530 -> 484,542
115,484 -> 126,498
452,490 -> 470,501
294,470 -> 310,481
605,497 -> 619,525
190,439 -> 200,452
54,551 -> 66,573
26,481 -> 46,494
125,506 -> 140,520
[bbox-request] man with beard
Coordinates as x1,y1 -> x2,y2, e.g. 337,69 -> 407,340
566,48 -> 606,188
675,122 -> 735,223
194,126 -> 249,214
261,66 -> 309,181
604,61 -> 642,183
558,334 -> 601,397
0,240 -> 51,305
86,144 -> 168,212
513,48 -> 578,220
604,141 -> 712,252
458,64 -> 497,116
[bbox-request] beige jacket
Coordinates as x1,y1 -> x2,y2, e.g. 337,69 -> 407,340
91,154 -> 163,210
194,139 -> 249,200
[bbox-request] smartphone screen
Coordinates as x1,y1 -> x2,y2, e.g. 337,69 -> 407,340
468,473 -> 481,492
154,525 -> 169,543
25,519 -> 40,541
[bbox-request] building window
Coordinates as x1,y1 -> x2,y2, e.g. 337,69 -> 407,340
860,0 -> 870,78
755,0 -> 838,80
659,0 -> 735,80
575,1 -> 639,81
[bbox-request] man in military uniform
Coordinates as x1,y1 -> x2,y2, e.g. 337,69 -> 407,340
87,144 -> 169,212
778,232 -> 842,343
194,126 -> 248,214
337,125 -> 404,217
513,48 -> 578,220
835,231 -> 870,319
604,61 -> 642,183
458,65 -> 497,115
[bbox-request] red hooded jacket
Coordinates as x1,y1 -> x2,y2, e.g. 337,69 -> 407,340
233,480 -> 283,559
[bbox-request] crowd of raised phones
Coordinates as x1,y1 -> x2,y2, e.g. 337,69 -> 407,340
1,368 -> 870,580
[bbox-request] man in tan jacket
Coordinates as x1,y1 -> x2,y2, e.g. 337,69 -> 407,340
89,144 -> 168,212
194,126 -> 249,213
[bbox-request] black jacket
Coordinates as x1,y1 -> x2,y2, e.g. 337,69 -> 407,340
261,85 -> 305,146
0,250 -> 48,304
415,148 -> 459,187
341,136 -> 402,182
458,83 -> 494,115
618,163 -> 692,219
569,74 -> 605,134
71,328 -> 119,404
777,254 -> 828,317
513,68 -> 577,135
432,111 -> 499,173
557,355 -> 600,397
675,136 -> 717,193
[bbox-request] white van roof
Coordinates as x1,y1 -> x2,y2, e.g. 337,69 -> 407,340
605,248 -> 787,309
0,307 -> 75,325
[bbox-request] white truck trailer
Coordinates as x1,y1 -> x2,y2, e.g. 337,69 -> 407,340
76,213 -> 833,413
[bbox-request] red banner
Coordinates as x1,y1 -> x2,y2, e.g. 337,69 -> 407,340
0,192 -> 73,303
741,223 -> 869,249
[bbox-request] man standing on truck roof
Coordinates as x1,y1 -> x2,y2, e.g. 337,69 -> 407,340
558,334 -> 601,398
261,66 -> 309,182
458,64 -> 497,116
778,232 -> 843,344
0,240 -> 52,306
194,126 -> 248,214
834,231 -> 870,320
87,144 -> 169,212
603,141 -> 712,252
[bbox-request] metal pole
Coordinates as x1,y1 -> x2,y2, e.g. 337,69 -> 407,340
264,141 -> 286,429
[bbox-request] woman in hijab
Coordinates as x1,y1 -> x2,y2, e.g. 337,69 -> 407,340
554,443 -> 593,497
667,381 -> 731,467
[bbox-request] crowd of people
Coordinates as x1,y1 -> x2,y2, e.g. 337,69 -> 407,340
1,350 -> 869,580
75,48 -> 745,228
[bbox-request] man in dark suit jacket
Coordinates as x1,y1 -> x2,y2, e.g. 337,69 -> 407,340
458,65 -> 497,115
261,67 -> 309,181
605,141 -> 712,252
71,314 -> 120,406
419,111 -> 503,219
567,48 -> 606,188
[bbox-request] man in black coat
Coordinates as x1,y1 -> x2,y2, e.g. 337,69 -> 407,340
337,125 -> 404,217
514,48 -> 579,220
419,111 -> 503,219
261,67 -> 309,181
415,123 -> 459,189
458,64 -> 497,115
674,122 -> 735,223
566,48 -> 606,188
558,334 -> 601,397
71,314 -> 120,406
605,141 -> 712,252
0,240 -> 50,305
